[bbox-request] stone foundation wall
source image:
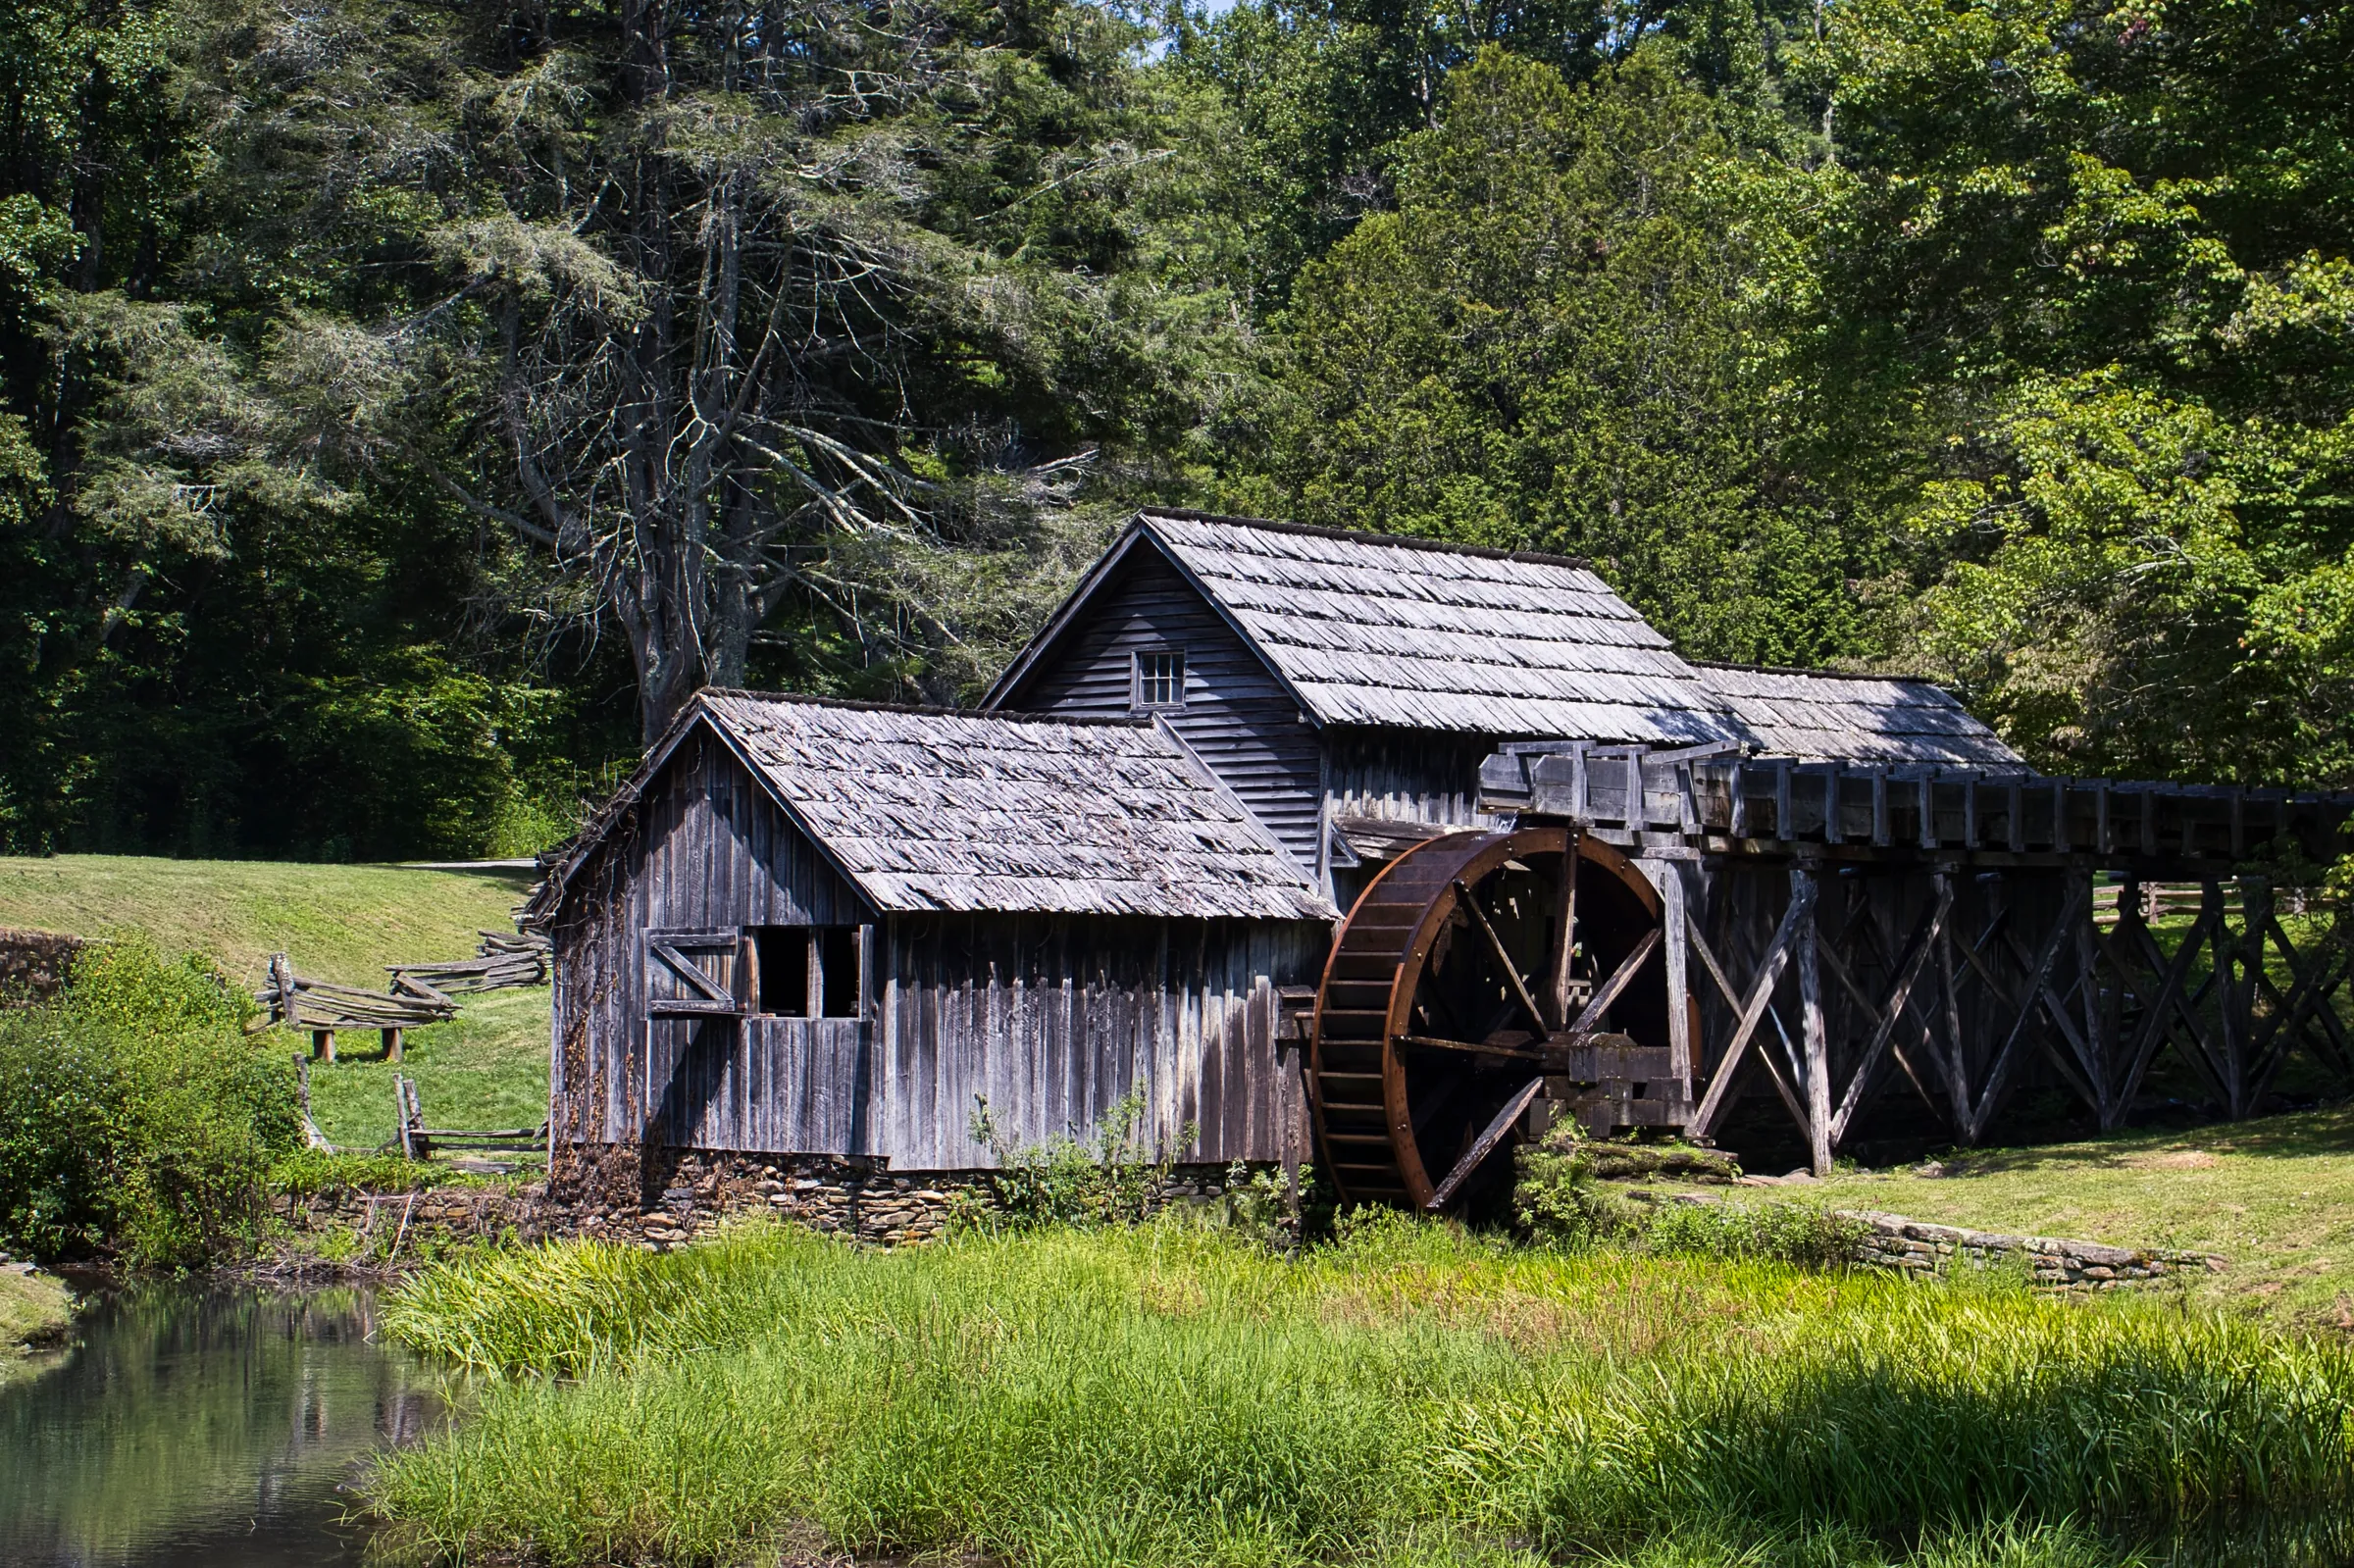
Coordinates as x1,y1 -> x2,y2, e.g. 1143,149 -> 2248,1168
280,1144 -> 1243,1260
1846,1211 -> 2225,1290
0,928 -> 82,1004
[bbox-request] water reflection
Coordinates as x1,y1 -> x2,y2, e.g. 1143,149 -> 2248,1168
0,1286 -> 443,1568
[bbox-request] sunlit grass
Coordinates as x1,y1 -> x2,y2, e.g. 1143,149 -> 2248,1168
1802,1103 -> 2354,1324
368,1218 -> 2354,1567
0,854 -> 531,988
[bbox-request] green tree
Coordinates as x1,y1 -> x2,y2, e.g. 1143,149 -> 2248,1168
1240,47 -> 1869,663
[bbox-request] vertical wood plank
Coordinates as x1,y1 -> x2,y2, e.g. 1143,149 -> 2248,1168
1795,866 -> 1831,1176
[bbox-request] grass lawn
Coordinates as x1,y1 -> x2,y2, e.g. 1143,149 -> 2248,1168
0,854 -> 534,988
1788,1104 -> 2354,1325
0,853 -> 552,1157
370,1218 -> 2354,1568
299,986 -> 551,1153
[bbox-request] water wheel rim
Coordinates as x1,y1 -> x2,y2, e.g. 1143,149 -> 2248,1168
1310,826 -> 1663,1211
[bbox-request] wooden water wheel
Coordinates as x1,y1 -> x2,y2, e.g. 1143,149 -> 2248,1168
1308,827 -> 1686,1211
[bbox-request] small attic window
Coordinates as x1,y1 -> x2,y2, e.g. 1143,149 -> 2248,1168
1136,649 -> 1186,709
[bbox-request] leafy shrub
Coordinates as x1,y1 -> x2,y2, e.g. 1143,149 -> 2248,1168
0,939 -> 297,1269
270,1147 -> 495,1200
966,1089 -> 1196,1230
1641,1197 -> 1868,1268
1515,1145 -> 1641,1246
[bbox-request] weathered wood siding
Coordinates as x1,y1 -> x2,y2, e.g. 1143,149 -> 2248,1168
550,717 -> 1330,1168
1001,547 -> 1326,869
548,726 -> 875,1149
1323,727 -> 1506,829
874,913 -> 1327,1169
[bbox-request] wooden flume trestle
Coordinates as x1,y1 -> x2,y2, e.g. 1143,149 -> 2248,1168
1313,746 -> 2354,1208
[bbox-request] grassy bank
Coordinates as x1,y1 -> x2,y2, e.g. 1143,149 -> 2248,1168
1,1266 -> 72,1352
0,853 -> 551,1160
1799,1105 -> 2354,1324
369,1218 -> 2354,1568
0,854 -> 534,988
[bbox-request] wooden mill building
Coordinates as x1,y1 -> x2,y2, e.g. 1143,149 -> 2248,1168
983,510 -> 2026,901
527,693 -> 1333,1170
537,511 -> 2354,1199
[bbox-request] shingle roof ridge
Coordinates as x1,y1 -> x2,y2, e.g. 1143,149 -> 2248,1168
701,688 -> 1151,728
1137,508 -> 1594,572
1686,660 -> 1955,688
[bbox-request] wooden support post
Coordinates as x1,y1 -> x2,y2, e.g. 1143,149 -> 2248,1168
1919,776 -> 1937,851
1548,833 -> 1581,1029
1796,866 -> 1831,1176
2007,780 -> 2026,852
312,1028 -> 335,1063
1935,870 -> 1970,1132
1661,864 -> 1693,1101
1823,765 -> 1844,845
2209,881 -> 2243,1116
1730,765 -> 1751,838
2095,784 -> 2112,855
395,1075 -> 416,1159
383,1027 -> 404,1062
1626,751 -> 1645,830
1775,762 -> 1793,840
1964,779 -> 1980,849
1871,769 -> 1890,846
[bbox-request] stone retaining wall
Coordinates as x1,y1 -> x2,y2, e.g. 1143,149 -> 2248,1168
0,928 -> 81,1004
280,1145 -> 1241,1260
1845,1210 -> 2225,1290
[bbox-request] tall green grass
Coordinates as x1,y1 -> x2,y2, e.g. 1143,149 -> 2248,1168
369,1218 -> 2354,1568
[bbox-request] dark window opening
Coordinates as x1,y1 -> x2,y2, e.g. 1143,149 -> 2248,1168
819,926 -> 860,1018
748,924 -> 863,1019
1136,649 -> 1185,709
752,926 -> 808,1017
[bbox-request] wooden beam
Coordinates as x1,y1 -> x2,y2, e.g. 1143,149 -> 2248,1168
1426,1077 -> 1547,1210
1661,865 -> 1693,1092
1690,874 -> 1817,1138
1797,870 -> 1831,1176
1828,879 -> 1953,1145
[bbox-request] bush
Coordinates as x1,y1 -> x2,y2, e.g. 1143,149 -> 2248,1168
1641,1196 -> 1869,1268
966,1089 -> 1195,1230
0,939 -> 298,1269
1514,1144 -> 1641,1245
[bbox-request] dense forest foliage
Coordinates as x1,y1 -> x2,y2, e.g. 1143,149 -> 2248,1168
3,0 -> 2348,858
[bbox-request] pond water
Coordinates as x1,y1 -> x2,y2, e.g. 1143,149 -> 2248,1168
0,1286 -> 442,1568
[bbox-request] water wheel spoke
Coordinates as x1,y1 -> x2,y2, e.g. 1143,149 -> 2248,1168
1426,1076 -> 1547,1211
1451,878 -> 1549,1037
1567,926 -> 1661,1035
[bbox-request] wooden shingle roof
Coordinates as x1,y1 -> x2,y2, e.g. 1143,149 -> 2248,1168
1690,664 -> 2027,770
535,691 -> 1337,924
1131,512 -> 1744,742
